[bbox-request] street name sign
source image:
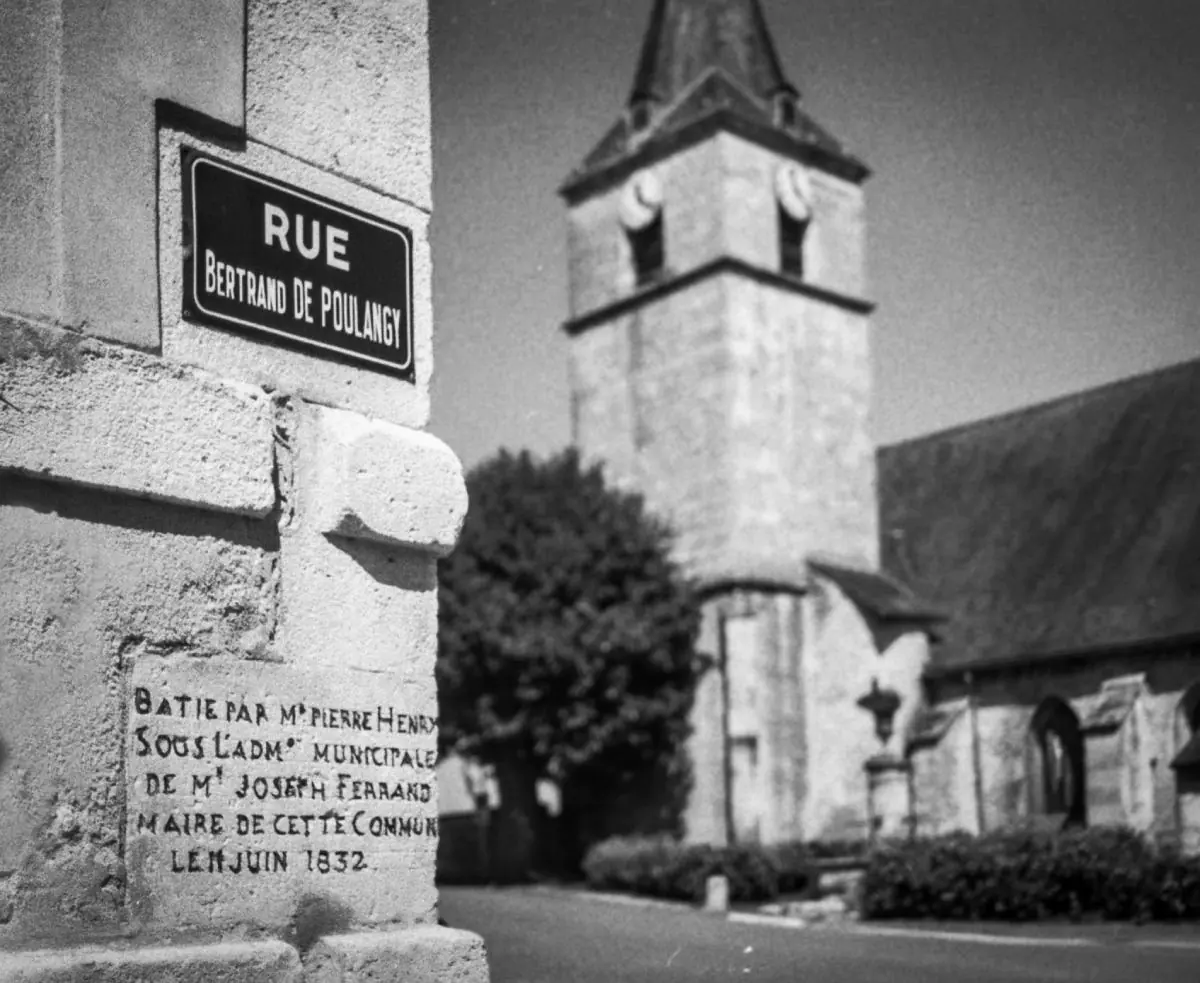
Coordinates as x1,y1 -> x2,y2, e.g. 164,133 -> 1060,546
183,148 -> 415,380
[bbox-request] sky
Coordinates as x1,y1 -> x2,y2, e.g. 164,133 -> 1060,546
428,0 -> 1200,470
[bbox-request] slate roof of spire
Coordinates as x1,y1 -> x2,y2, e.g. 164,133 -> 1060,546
629,0 -> 795,105
561,0 -> 868,201
878,357 -> 1200,677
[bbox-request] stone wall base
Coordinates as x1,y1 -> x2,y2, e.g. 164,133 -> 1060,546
1,927 -> 487,983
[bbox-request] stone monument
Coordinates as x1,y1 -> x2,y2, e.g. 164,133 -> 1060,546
0,1 -> 489,980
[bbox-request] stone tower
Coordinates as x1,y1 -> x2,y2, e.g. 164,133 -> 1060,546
561,0 -> 921,845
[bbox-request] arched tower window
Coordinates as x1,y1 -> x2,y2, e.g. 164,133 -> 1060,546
1030,697 -> 1086,827
628,100 -> 653,133
629,215 -> 664,286
620,170 -> 665,287
775,163 -> 812,279
774,92 -> 798,130
778,207 -> 808,277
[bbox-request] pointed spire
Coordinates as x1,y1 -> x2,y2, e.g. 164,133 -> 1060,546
629,0 -> 797,108
561,0 -> 868,201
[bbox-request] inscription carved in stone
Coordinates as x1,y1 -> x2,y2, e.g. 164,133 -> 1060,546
126,660 -> 439,922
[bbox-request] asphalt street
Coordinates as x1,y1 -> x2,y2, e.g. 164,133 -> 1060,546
440,886 -> 1200,983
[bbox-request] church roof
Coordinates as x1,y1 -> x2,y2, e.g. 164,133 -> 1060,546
878,357 -> 1200,677
561,0 -> 868,202
808,556 -> 948,625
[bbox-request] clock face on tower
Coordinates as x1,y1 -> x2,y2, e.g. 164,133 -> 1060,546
619,169 -> 664,231
775,162 -> 814,222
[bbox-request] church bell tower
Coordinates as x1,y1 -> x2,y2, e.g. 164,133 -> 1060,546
560,0 -> 884,844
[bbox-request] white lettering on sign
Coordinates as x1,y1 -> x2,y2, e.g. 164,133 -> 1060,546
263,203 -> 291,253
263,202 -> 351,271
315,285 -> 407,349
205,250 -> 289,315
326,226 -> 350,272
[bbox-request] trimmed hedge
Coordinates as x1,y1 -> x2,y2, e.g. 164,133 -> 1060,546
583,828 -> 1200,921
581,835 -> 817,903
861,827 -> 1200,922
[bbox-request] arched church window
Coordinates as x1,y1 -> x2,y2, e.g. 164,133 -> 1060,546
775,163 -> 812,278
1030,697 -> 1086,827
620,170 -> 665,287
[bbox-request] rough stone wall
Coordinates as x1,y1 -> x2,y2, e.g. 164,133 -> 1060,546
683,603 -> 729,845
568,128 -> 876,848
725,278 -> 876,574
682,591 -> 806,847
881,631 -> 933,759
759,593 -> 806,844
0,0 -> 244,347
569,275 -> 733,577
799,579 -> 879,841
797,584 -> 932,842
920,649 -> 1200,837
566,139 -> 725,320
1,1 -> 489,978
717,134 -> 866,303
1145,652 -> 1200,838
0,319 -> 281,946
910,710 -> 979,836
568,134 -> 874,582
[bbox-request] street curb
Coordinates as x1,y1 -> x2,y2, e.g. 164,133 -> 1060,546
1129,939 -> 1200,952
496,887 -> 1200,951
848,925 -> 1099,947
523,885 -> 696,914
728,912 -> 806,930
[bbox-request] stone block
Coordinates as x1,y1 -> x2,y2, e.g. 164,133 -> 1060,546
0,481 -> 277,938
247,0 -> 431,209
0,0 -> 244,347
304,405 -> 467,555
0,317 -> 275,517
276,528 -> 438,677
704,875 -> 730,913
0,939 -> 299,983
157,129 -> 434,432
303,926 -> 488,983
781,895 -> 854,924
0,0 -> 63,323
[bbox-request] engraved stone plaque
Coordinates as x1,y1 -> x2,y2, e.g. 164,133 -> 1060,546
126,659 -> 439,928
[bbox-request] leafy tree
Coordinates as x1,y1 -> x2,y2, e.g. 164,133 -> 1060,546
437,448 -> 704,881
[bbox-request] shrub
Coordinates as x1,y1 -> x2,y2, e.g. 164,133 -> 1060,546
581,835 -> 791,903
763,841 -> 817,895
860,826 -> 1200,923
803,838 -> 870,860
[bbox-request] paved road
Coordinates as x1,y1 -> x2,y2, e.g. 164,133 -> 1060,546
441,886 -> 1200,983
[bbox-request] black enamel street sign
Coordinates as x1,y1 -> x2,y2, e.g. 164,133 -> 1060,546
183,149 -> 414,380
